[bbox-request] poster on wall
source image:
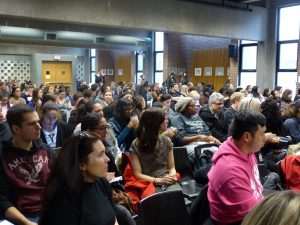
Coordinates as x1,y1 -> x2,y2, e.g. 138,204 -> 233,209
117,69 -> 123,76
178,68 -> 186,76
107,69 -> 114,75
194,68 -> 202,76
169,67 -> 177,75
204,67 -> 212,76
215,67 -> 224,76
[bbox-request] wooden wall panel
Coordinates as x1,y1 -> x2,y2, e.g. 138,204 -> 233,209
115,55 -> 133,84
192,48 -> 230,91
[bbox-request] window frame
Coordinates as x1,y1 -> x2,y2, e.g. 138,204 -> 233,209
275,5 -> 299,88
238,42 -> 258,86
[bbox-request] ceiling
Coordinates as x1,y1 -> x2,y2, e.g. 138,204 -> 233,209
0,16 -> 152,51
178,0 -> 267,9
0,0 -> 267,50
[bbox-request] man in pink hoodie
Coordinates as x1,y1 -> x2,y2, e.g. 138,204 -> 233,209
208,110 -> 266,225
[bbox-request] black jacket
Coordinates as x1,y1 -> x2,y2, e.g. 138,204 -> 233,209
40,121 -> 72,148
199,105 -> 227,142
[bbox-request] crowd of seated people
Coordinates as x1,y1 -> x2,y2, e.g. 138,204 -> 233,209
0,77 -> 300,225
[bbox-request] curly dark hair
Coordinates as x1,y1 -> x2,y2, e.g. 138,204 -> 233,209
261,98 -> 281,119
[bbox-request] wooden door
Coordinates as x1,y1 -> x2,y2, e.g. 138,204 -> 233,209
42,61 -> 72,87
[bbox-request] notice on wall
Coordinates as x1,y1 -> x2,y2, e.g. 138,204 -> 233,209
46,75 -> 51,79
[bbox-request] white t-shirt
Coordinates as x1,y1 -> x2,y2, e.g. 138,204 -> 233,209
42,126 -> 58,148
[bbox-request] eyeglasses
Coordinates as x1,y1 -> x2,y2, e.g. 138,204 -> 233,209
213,102 -> 224,106
94,124 -> 110,131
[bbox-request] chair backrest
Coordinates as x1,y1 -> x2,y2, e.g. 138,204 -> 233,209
173,147 -> 193,178
138,190 -> 191,225
189,185 -> 210,225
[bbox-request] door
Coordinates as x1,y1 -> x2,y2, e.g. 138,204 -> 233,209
42,61 -> 72,88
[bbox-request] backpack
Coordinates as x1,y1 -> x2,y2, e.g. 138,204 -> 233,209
193,150 -> 213,185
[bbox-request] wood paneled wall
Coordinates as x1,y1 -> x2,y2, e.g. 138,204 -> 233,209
115,54 -> 134,84
192,48 -> 230,91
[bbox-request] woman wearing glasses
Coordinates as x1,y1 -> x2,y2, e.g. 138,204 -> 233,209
39,131 -> 118,225
81,113 -> 136,225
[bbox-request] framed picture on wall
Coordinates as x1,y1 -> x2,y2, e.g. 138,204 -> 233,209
204,67 -> 212,76
100,69 -> 106,75
215,67 -> 224,76
107,69 -> 114,76
178,67 -> 186,76
169,67 -> 177,75
195,68 -> 202,76
117,69 -> 123,76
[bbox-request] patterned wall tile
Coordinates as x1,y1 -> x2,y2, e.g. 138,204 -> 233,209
0,55 -> 31,84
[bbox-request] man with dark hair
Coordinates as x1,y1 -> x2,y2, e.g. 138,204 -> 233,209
208,110 -> 266,225
0,104 -> 55,225
82,89 -> 94,101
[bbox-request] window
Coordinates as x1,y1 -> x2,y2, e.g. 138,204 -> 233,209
90,48 -> 96,83
239,41 -> 257,88
276,5 -> 300,95
136,52 -> 144,83
154,32 -> 164,85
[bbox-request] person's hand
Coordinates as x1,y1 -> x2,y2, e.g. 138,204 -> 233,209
162,128 -> 177,138
156,174 -> 177,185
265,132 -> 277,143
207,136 -> 221,145
25,221 -> 38,225
128,116 -> 139,129
106,172 -> 115,182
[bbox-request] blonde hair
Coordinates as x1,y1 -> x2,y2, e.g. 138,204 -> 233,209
180,85 -> 189,96
230,92 -> 245,104
242,191 -> 300,225
238,97 -> 261,112
187,90 -> 200,100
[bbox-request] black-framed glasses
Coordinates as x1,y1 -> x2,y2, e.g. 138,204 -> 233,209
94,124 -> 110,131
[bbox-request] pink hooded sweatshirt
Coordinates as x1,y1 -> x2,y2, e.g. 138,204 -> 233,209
208,137 -> 263,225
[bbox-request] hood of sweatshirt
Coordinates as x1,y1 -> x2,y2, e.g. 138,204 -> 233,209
212,137 -> 248,165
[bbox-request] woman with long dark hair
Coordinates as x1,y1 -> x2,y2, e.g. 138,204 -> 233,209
130,107 -> 180,191
39,132 -> 117,225
28,88 -> 43,112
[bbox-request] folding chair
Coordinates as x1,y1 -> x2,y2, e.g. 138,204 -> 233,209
138,190 -> 191,225
189,185 -> 213,225
173,147 -> 203,199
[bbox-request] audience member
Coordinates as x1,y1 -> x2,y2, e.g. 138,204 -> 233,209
283,100 -> 300,144
108,98 -> 137,152
40,102 -> 72,148
130,107 -> 180,191
0,104 -> 56,225
171,97 -> 220,150
242,191 -> 300,225
200,92 -> 227,142
208,110 -> 265,225
0,92 -> 10,120
9,86 -> 26,106
224,92 -> 245,130
160,93 -> 176,120
39,132 -> 117,225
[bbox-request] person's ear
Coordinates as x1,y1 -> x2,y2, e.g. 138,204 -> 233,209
243,132 -> 251,143
11,124 -> 20,135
